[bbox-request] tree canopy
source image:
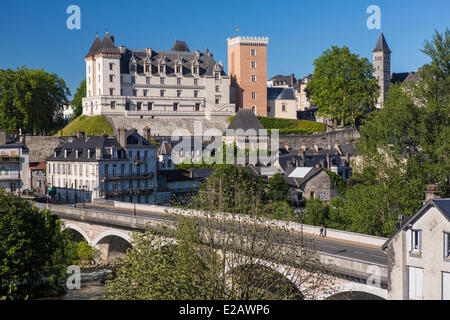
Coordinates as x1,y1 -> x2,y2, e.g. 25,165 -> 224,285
0,66 -> 69,135
71,79 -> 86,118
0,191 -> 76,299
306,46 -> 379,128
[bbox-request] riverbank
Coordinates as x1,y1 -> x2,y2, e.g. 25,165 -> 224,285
38,266 -> 116,300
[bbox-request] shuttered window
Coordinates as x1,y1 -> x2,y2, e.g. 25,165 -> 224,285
408,266 -> 423,300
443,272 -> 450,300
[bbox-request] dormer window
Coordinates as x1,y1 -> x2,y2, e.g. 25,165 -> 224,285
130,64 -> 136,72
145,64 -> 150,73
193,66 -> 198,74
159,65 -> 165,74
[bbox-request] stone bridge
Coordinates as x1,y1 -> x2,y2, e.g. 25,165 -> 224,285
37,203 -> 388,300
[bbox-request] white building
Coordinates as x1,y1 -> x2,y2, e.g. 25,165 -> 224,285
0,130 -> 30,193
46,128 -> 159,204
382,192 -> 450,300
82,33 -> 234,118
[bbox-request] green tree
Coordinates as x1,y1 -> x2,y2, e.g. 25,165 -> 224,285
71,79 -> 86,118
0,66 -> 70,135
306,46 -> 379,128
303,198 -> 329,226
0,191 -> 76,299
266,173 -> 289,202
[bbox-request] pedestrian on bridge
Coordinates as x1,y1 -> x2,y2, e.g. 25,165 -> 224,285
320,225 -> 324,237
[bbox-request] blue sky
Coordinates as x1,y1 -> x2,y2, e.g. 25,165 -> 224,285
0,0 -> 448,98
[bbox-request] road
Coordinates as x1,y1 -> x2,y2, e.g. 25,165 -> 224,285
59,203 -> 387,266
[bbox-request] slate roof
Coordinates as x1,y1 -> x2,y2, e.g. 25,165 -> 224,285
270,74 -> 296,86
267,87 -> 296,100
284,167 -> 322,188
46,130 -> 154,162
160,168 -> 215,182
373,32 -> 391,53
381,198 -> 450,250
171,40 -> 190,52
157,140 -> 172,156
85,33 -> 225,77
391,71 -> 419,84
227,109 -> 264,132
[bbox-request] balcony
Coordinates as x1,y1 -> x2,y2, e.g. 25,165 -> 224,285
102,172 -> 154,182
0,156 -> 20,163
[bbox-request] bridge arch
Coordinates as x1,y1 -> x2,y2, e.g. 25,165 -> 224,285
324,282 -> 387,300
62,223 -> 92,245
225,261 -> 304,300
93,230 -> 132,265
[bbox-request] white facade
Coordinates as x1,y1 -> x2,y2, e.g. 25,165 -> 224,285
46,133 -> 158,205
82,34 -> 234,118
383,199 -> 450,300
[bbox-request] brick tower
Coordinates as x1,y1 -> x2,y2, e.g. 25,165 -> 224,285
227,36 -> 269,116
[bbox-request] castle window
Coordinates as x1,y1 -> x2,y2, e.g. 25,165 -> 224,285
109,63 -> 114,70
130,64 -> 136,72
251,75 -> 256,82
131,76 -> 135,84
251,61 -> 256,68
111,101 -> 116,109
177,90 -> 182,97
145,65 -> 150,73
160,90 -> 165,97
251,92 -> 256,99
215,85 -> 220,92
146,77 -> 150,84
251,106 -> 256,114
148,102 -> 153,110
159,65 -> 165,73
143,90 -> 148,97
215,96 -> 220,105
133,89 -> 137,96
109,88 -> 114,96
137,102 -> 142,111
193,66 -> 198,74
176,66 -> 182,74
194,78 -> 198,86
160,77 -> 165,85
125,102 -> 130,110
177,78 -> 182,85
194,90 -> 198,98
282,104 -> 286,112
173,103 -> 178,111
109,74 -> 114,82
195,103 -> 200,111
250,49 -> 256,57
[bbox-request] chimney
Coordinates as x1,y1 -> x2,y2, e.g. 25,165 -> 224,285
143,126 -> 151,141
145,48 -> 152,56
335,143 -> 342,155
314,144 -> 319,154
103,131 -> 109,138
119,46 -> 126,54
75,149 -> 79,159
0,130 -> 7,145
64,149 -> 68,158
117,127 -> 127,147
111,35 -> 115,43
295,159 -> 299,167
87,149 -> 91,159
326,153 -> 330,169
290,73 -> 295,86
424,184 -> 440,202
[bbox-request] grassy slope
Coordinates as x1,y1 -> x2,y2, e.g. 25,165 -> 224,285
228,116 -> 326,135
56,115 -> 114,136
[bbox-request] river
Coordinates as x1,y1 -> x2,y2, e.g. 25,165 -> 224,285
40,268 -> 112,300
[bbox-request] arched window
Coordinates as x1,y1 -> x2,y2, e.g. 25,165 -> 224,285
251,106 -> 256,115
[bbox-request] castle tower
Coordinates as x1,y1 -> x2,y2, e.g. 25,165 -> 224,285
227,36 -> 269,116
373,32 -> 391,108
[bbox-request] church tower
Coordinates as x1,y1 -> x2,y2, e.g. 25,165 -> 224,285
373,32 -> 391,108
